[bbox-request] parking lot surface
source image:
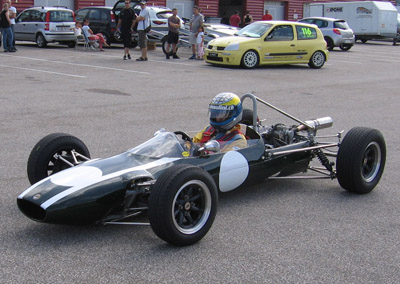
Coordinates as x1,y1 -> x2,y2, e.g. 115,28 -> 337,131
1,41 -> 400,283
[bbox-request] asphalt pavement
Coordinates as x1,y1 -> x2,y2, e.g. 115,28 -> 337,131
1,41 -> 399,284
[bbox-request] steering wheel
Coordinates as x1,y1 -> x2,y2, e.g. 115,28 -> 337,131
174,131 -> 192,142
174,131 -> 198,156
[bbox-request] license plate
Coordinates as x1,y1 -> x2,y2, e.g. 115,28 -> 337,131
56,26 -> 69,31
209,52 -> 218,57
345,40 -> 351,43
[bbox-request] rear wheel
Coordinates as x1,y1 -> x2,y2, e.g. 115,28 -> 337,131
148,164 -> 218,246
27,133 -> 90,185
308,51 -> 326,69
36,34 -> 47,48
162,37 -> 179,55
324,37 -> 334,51
241,50 -> 259,68
336,127 -> 386,194
339,44 -> 352,51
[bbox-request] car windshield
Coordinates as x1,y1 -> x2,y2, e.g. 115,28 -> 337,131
333,20 -> 350,29
49,11 -> 74,22
128,131 -> 187,158
235,22 -> 273,38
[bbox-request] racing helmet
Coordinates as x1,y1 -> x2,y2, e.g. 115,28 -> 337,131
209,92 -> 243,131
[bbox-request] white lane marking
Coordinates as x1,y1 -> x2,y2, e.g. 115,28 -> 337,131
0,64 -> 87,78
39,157 -> 179,210
0,54 -> 151,75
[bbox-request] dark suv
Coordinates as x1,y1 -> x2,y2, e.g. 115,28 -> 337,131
75,6 -> 118,45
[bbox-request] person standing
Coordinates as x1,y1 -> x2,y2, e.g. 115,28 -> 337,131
0,2 -> 14,52
6,0 -> 16,51
196,26 -> 204,60
229,11 -> 241,27
135,0 -> 150,61
188,6 -> 203,60
243,10 -> 253,27
117,0 -> 136,60
165,8 -> 180,59
262,9 -> 273,21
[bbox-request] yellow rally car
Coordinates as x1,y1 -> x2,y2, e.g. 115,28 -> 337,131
205,21 -> 329,69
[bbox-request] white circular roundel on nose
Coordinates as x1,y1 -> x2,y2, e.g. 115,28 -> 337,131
219,151 -> 249,192
50,166 -> 103,187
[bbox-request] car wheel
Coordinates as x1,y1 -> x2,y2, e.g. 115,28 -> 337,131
324,37 -> 334,51
361,39 -> 368,43
336,127 -> 386,194
339,44 -> 352,51
308,51 -> 326,69
36,33 -> 47,48
67,41 -> 76,48
27,133 -> 90,185
103,33 -> 111,46
148,164 -> 218,246
241,50 -> 259,69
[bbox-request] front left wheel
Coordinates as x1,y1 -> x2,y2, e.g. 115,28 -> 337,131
241,50 -> 259,69
148,164 -> 218,246
308,51 -> 326,69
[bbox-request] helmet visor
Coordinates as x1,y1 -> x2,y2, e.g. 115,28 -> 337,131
209,105 -> 235,122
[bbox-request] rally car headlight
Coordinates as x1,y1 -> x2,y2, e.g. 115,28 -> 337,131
207,40 -> 215,49
224,43 -> 240,51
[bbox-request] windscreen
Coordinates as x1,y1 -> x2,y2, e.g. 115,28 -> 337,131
128,132 -> 186,158
49,10 -> 74,22
235,22 -> 273,38
333,20 -> 350,30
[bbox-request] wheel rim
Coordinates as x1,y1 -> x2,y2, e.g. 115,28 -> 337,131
243,51 -> 258,68
361,142 -> 381,182
312,52 -> 325,67
48,148 -> 81,176
37,35 -> 45,47
172,180 -> 212,235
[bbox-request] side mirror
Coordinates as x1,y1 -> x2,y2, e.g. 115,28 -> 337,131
198,140 -> 220,156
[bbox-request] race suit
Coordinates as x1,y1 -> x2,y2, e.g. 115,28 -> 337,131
193,124 -> 247,152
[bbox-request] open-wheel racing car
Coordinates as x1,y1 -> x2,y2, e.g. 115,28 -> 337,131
17,93 -> 386,246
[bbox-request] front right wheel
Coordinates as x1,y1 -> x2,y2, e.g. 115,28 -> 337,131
308,51 -> 326,69
148,164 -> 218,246
336,127 -> 386,194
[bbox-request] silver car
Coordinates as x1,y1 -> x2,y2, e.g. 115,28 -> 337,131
14,7 -> 76,48
299,17 -> 355,51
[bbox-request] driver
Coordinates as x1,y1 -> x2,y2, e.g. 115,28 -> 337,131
193,92 -> 247,152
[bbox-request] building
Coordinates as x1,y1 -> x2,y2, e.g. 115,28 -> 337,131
4,0 -> 399,23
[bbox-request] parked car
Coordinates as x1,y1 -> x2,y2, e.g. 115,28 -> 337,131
17,93 -> 386,246
298,17 -> 355,51
14,7 -> 76,48
75,6 -> 117,45
205,21 -> 329,69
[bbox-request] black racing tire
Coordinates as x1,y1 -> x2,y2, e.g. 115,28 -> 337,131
339,44 -> 352,51
36,33 -> 47,48
241,50 -> 259,69
27,133 -> 90,185
336,127 -> 386,194
308,51 -> 326,69
148,164 -> 218,246
67,41 -> 76,48
324,37 -> 334,51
